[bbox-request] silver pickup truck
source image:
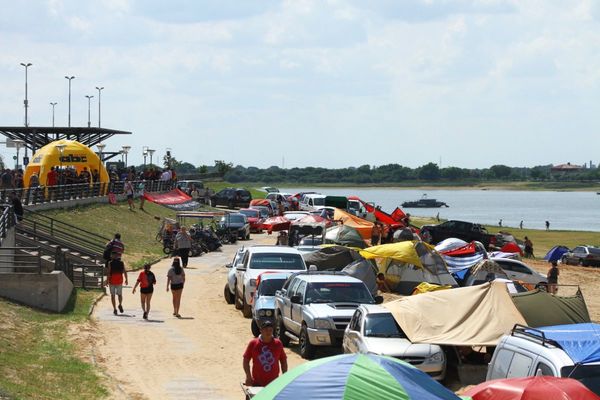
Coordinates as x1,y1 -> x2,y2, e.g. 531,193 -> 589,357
274,272 -> 382,359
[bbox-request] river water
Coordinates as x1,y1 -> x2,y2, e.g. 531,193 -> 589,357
281,187 -> 600,232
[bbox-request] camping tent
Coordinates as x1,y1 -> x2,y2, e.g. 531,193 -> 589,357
343,259 -> 379,295
325,224 -> 367,248
511,289 -> 591,327
361,241 -> 458,295
544,245 -> 570,262
24,139 -> 109,187
303,246 -> 361,270
383,281 -> 527,346
333,208 -> 374,240
463,259 -> 510,286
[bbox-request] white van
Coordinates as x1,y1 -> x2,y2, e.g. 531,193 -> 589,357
487,323 -> 600,395
299,194 -> 326,212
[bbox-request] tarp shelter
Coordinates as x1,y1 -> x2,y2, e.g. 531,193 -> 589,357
544,245 -> 570,262
511,289 -> 591,327
24,139 -> 109,187
325,224 -> 367,248
144,189 -> 192,205
383,281 -> 527,346
333,208 -> 374,240
303,246 -> 361,271
534,323 -> 600,364
361,241 -> 458,295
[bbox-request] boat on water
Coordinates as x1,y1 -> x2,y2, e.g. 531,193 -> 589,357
401,195 -> 449,208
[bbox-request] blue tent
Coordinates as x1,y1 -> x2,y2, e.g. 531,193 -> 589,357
536,323 -> 600,364
544,245 -> 570,262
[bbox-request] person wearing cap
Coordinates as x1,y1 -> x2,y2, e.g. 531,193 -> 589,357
243,321 -> 288,387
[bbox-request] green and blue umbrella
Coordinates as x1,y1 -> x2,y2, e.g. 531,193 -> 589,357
254,354 -> 465,400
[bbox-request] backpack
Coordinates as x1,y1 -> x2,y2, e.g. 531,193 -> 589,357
103,242 -> 113,261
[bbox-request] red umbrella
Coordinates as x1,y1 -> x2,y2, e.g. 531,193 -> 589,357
463,376 -> 600,400
261,216 -> 291,234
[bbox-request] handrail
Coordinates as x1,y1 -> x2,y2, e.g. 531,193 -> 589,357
0,246 -> 42,273
24,209 -> 112,243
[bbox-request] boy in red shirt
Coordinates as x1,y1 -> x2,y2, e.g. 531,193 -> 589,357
107,252 -> 128,315
243,321 -> 287,387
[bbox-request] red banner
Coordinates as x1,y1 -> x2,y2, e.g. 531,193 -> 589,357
144,189 -> 192,205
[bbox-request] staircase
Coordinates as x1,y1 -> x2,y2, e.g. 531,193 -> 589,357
15,210 -> 109,289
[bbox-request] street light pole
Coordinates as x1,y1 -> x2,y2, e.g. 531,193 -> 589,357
142,146 -> 148,166
85,95 -> 94,128
64,76 -> 75,127
49,102 -> 57,127
95,86 -> 104,128
148,149 -> 155,166
13,139 -> 24,169
20,62 -> 32,160
121,145 -> 131,167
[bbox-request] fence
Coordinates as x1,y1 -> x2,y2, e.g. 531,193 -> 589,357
0,246 -> 41,273
0,180 -> 177,206
0,205 -> 15,246
54,249 -> 104,288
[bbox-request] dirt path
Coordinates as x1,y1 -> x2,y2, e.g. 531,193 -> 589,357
93,234 -> 307,400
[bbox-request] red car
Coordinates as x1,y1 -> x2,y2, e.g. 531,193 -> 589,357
239,208 -> 264,233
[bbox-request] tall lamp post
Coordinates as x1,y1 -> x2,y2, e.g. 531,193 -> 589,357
147,149 -> 155,167
20,62 -> 32,161
64,76 -> 75,127
13,139 -> 25,169
56,143 -> 67,185
95,86 -> 104,128
121,145 -> 131,167
85,95 -> 94,128
50,102 -> 57,127
142,146 -> 148,166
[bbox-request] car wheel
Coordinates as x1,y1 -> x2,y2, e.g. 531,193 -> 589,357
579,259 -> 586,267
535,282 -> 548,291
224,284 -> 234,305
242,290 -> 252,318
246,232 -> 251,240
299,324 -> 316,359
276,315 -> 290,346
234,285 -> 242,310
251,319 -> 260,337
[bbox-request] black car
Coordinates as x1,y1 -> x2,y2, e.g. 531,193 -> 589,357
420,220 -> 496,250
219,213 -> 251,240
210,188 -> 252,209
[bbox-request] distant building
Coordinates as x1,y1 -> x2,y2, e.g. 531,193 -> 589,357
551,162 -> 584,173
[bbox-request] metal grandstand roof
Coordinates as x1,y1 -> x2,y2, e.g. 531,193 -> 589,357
0,126 -> 132,152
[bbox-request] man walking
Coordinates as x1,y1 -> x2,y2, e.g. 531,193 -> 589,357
107,251 -> 128,315
104,233 -> 125,267
243,321 -> 287,387
175,226 -> 192,268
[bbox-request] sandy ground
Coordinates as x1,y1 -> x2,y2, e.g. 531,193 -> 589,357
91,237 -> 600,400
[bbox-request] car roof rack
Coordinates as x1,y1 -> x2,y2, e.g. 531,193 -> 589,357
511,324 -> 560,348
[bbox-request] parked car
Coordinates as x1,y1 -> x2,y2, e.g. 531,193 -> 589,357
234,246 -> 307,318
224,247 -> 248,305
238,208 -> 264,233
561,246 -> 600,267
274,272 -> 383,359
491,258 -> 547,287
219,213 -> 251,240
343,305 -> 446,380
299,194 -> 327,212
210,188 -> 252,209
177,180 -> 204,192
487,324 -> 600,395
250,205 -> 271,219
266,193 -> 291,211
251,272 -> 292,337
420,220 -> 497,250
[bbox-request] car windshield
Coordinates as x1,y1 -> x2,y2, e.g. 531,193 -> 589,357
239,210 -> 259,218
305,282 -> 373,304
312,197 -> 325,206
258,278 -> 287,296
364,313 -> 406,338
249,253 -> 305,270
221,215 -> 245,224
562,365 -> 600,395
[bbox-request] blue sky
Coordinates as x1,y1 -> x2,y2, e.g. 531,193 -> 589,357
1,0 -> 600,169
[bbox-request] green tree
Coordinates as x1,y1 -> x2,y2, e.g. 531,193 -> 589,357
418,163 -> 440,180
214,160 -> 233,177
490,164 -> 512,179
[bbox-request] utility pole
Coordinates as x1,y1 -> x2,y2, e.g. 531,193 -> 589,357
95,86 -> 104,127
65,76 -> 75,127
20,62 -> 32,161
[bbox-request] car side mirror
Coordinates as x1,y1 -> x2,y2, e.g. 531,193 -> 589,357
291,295 -> 302,304
236,266 -> 246,271
225,263 -> 232,269
374,295 -> 384,304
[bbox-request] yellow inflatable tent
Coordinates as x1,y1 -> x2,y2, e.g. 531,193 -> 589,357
24,139 -> 109,187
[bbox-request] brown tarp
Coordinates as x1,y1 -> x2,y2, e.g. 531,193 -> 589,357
383,281 -> 527,346
511,289 -> 590,327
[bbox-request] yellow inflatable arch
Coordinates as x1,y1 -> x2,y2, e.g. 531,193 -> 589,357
24,139 -> 109,187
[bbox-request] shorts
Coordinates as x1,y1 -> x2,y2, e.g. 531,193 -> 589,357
127,194 -> 134,200
140,287 -> 154,294
171,283 -> 184,291
109,285 -> 123,296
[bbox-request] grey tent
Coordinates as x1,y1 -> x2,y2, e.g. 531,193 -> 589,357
324,225 -> 367,249
342,259 -> 378,295
303,246 -> 361,271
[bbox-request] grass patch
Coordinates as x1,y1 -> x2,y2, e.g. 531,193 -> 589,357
0,290 -> 107,400
38,200 -> 177,270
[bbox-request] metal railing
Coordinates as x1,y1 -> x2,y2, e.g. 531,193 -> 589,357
55,249 -> 104,288
0,180 -> 177,206
0,205 -> 15,246
0,246 -> 42,273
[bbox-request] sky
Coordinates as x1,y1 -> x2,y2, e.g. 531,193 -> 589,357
1,0 -> 600,170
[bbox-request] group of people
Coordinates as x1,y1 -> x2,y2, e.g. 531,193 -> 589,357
104,233 -> 187,320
